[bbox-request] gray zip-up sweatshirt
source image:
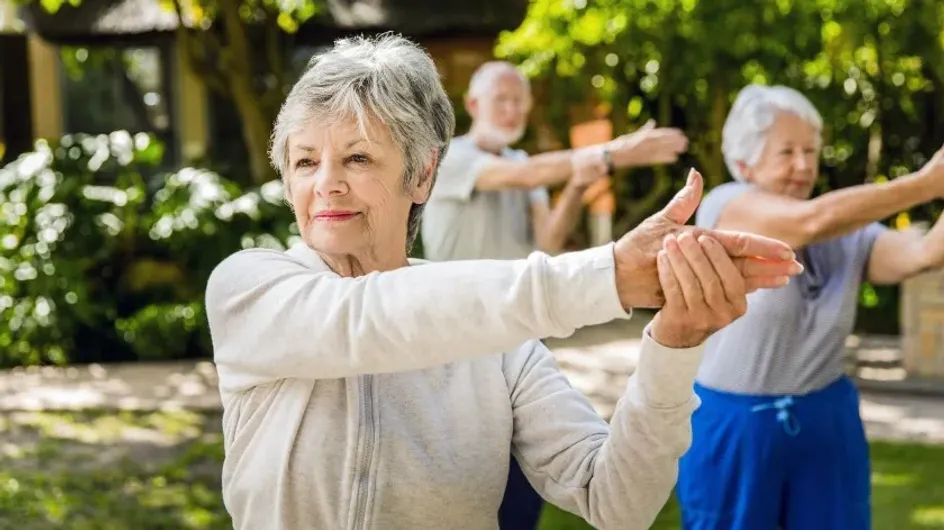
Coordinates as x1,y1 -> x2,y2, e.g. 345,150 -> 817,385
206,242 -> 703,530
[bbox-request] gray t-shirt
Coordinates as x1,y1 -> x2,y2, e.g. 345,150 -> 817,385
694,181 -> 887,395
421,135 -> 549,261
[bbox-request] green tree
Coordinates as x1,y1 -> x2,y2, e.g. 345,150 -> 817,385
498,0 -> 944,332
29,0 -> 322,184
497,0 -> 944,229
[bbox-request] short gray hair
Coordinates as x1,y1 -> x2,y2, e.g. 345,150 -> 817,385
722,84 -> 823,182
270,33 -> 455,251
467,61 -> 530,99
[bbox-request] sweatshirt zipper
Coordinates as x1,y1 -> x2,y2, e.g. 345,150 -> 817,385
352,375 -> 375,530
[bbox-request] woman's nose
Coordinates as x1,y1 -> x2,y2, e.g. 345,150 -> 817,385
794,152 -> 813,170
314,161 -> 348,197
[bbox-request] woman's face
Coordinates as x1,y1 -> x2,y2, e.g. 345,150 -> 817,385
742,111 -> 821,199
286,115 -> 431,268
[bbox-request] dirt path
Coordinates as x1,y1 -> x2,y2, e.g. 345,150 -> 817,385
0,313 -> 941,459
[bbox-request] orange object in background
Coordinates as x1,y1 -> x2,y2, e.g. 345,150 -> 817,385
569,119 -> 615,215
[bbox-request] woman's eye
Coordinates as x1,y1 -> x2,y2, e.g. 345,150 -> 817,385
348,154 -> 370,164
295,158 -> 316,169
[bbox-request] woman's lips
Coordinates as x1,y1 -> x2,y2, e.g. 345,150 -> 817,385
313,211 -> 360,222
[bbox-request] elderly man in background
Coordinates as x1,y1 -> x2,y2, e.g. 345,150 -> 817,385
421,60 -> 690,529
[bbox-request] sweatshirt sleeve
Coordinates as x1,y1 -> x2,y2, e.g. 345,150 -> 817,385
206,244 -> 630,394
503,325 -> 702,530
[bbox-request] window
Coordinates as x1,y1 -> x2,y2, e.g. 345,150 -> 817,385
206,43 -> 332,181
0,65 -> 6,163
0,34 -> 32,163
59,44 -> 175,164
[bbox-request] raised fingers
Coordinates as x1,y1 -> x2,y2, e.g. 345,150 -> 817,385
655,128 -> 689,149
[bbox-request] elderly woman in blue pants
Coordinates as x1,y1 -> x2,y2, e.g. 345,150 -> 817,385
677,83 -> 944,530
205,35 -> 802,530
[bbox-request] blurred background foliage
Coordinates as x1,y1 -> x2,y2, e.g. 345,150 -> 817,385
497,0 -> 944,334
4,0 -> 944,365
0,133 -> 297,367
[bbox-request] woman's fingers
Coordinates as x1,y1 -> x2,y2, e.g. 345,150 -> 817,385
706,229 -> 796,262
735,256 -> 804,278
657,249 -> 684,309
677,233 -> 730,319
745,276 -> 792,292
664,234 -> 710,321
697,235 -> 748,315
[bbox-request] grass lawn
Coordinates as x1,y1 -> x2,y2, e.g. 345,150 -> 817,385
0,410 -> 941,529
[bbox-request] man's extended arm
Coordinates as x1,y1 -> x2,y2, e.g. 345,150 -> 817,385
473,123 -> 688,192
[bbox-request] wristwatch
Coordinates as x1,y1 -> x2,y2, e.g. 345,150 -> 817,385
602,147 -> 615,175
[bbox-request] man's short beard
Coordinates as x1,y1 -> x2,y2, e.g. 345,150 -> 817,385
479,122 -> 525,149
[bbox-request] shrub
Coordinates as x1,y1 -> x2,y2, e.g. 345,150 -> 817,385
0,132 -> 297,367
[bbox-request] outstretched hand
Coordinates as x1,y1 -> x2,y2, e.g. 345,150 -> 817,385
608,120 -> 689,168
613,169 -> 803,309
918,143 -> 944,191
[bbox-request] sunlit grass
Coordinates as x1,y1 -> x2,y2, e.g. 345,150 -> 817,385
0,411 -> 940,530
0,410 -> 226,530
540,442 -> 944,530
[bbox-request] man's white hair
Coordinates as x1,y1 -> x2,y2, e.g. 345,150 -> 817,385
269,33 -> 455,249
467,61 -> 530,99
722,84 -> 823,182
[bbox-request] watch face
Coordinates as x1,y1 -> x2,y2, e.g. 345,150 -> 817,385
602,149 -> 614,175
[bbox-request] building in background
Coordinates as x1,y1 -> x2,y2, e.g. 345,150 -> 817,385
0,0 -> 527,165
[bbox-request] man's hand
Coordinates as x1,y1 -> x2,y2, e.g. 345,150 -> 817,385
570,148 -> 608,189
649,233 -> 751,348
917,143 -> 944,195
614,168 -> 803,309
607,120 -> 689,168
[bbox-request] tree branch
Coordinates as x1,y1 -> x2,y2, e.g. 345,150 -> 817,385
264,7 -> 288,92
171,0 -> 229,95
218,0 -> 253,77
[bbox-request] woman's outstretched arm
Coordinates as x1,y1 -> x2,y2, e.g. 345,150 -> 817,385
206,244 -> 629,394
713,145 -> 944,249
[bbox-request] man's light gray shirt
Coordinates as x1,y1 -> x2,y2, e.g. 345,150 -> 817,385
422,135 -> 549,261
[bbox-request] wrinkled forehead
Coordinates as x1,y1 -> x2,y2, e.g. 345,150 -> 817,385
490,72 -> 530,96
287,113 -> 393,155
766,111 -> 822,146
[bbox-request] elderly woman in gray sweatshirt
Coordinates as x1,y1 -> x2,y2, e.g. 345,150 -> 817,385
205,35 -> 801,530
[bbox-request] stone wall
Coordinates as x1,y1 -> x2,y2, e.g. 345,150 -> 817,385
901,268 -> 944,379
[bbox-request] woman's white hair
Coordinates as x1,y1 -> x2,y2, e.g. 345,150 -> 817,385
722,84 -> 823,182
269,33 -> 455,250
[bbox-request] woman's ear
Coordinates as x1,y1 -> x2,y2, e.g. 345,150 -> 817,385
736,160 -> 753,182
411,149 -> 439,204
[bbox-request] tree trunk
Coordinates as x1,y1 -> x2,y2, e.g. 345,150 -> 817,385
706,79 -> 727,188
231,85 -> 277,184
219,0 -> 277,184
